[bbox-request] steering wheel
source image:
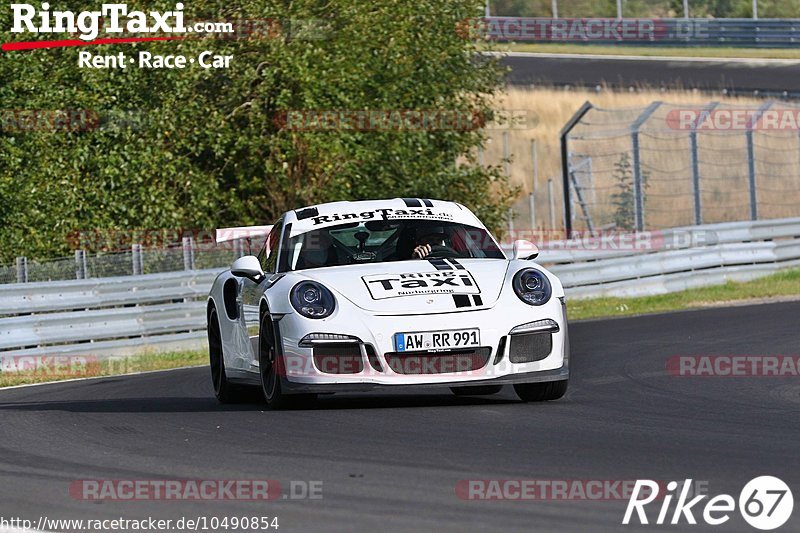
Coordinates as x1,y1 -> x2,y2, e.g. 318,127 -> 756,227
424,244 -> 461,259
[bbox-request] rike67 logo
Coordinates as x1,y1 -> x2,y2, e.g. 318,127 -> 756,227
624,477 -> 794,530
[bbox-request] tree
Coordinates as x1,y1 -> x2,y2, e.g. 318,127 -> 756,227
0,0 -> 516,262
610,152 -> 649,231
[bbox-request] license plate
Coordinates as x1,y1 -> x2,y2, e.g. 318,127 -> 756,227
394,329 -> 480,353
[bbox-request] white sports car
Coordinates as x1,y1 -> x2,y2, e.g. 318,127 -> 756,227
207,198 -> 569,408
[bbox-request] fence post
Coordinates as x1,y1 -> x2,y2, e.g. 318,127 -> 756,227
548,178 -> 556,231
183,236 -> 196,271
502,131 -> 510,179
530,139 -> 538,229
74,250 -> 87,280
528,192 -> 536,231
15,256 -> 28,283
690,102 -> 719,226
690,132 -> 702,225
746,101 -> 773,221
631,102 -> 662,232
132,244 -> 143,276
560,101 -> 593,237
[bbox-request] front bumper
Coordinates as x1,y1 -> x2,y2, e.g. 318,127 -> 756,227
281,365 -> 569,393
275,295 -> 570,392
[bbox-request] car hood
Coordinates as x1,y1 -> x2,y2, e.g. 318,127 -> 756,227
300,259 -> 510,315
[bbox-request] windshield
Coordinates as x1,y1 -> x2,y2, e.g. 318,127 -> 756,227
284,220 -> 505,271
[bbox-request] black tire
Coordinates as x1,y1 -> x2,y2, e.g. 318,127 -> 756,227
513,380 -> 568,402
450,385 -> 503,396
208,307 -> 248,403
259,312 -> 316,409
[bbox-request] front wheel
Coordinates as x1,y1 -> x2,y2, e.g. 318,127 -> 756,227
513,380 -> 568,402
259,313 -> 316,409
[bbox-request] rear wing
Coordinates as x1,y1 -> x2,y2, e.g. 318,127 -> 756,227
215,225 -> 273,245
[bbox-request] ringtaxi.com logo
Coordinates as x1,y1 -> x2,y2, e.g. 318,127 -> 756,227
623,477 -> 794,530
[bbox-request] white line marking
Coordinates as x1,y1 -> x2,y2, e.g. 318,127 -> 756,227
484,50 -> 800,65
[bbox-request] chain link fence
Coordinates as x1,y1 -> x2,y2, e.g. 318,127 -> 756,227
0,238 -> 246,285
560,100 -> 800,234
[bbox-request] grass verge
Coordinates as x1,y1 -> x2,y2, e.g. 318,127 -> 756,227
568,268 -> 800,321
498,43 -> 800,60
0,349 -> 207,388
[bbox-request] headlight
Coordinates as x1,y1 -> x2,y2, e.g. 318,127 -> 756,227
512,268 -> 552,306
290,281 -> 336,319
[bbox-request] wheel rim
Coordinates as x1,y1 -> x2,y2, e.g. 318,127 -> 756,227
260,314 -> 278,401
208,309 -> 223,394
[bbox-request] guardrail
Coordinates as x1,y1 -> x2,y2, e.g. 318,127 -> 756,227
0,269 -> 221,358
540,217 -> 800,298
0,217 -> 798,358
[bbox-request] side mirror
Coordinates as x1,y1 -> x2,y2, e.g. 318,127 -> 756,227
512,240 -> 539,260
231,255 -> 264,282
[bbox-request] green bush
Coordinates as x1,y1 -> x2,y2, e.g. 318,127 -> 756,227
0,0 -> 516,263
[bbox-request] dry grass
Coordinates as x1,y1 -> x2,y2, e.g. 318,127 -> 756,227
483,87 -> 798,229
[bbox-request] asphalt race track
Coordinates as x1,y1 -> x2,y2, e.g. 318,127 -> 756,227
1,301 -> 798,532
499,52 -> 800,96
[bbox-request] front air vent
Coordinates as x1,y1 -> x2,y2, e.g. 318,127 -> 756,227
508,333 -> 552,364
312,343 -> 363,374
384,348 -> 491,375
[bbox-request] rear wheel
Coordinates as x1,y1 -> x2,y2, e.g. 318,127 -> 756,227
259,312 -> 316,409
450,385 -> 503,396
208,307 -> 247,403
513,380 -> 568,402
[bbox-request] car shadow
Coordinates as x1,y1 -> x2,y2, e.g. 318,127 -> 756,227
0,390 -> 523,413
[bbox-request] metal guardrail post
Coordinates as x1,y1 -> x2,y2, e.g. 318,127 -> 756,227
746,101 -> 773,221
183,237 -> 196,271
631,102 -> 662,232
132,244 -> 143,276
690,102 -> 719,226
559,101 -> 593,238
15,257 -> 28,283
74,250 -> 87,280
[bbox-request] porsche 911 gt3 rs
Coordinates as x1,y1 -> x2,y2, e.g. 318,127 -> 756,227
207,198 -> 569,408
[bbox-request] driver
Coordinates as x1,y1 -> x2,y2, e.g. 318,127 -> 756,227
411,230 -> 448,259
